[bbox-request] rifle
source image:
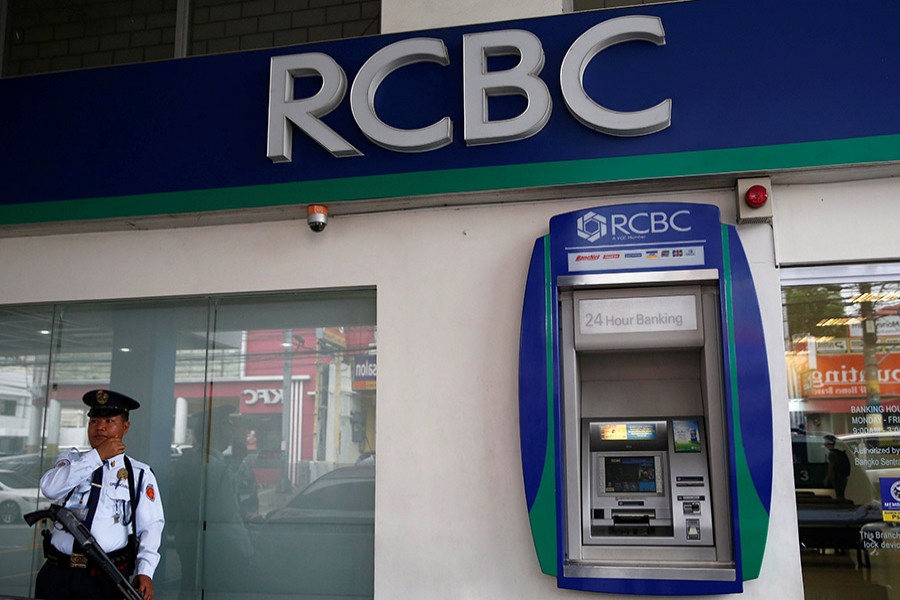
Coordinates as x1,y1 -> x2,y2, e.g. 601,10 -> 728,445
25,505 -> 143,600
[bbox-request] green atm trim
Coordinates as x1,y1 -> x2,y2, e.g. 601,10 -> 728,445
530,236 -> 558,576
721,225 -> 769,580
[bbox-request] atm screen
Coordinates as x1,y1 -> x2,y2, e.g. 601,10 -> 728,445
604,456 -> 658,493
599,422 -> 657,441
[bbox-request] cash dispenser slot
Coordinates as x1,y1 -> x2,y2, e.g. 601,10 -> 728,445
611,511 -> 654,536
612,509 -> 655,522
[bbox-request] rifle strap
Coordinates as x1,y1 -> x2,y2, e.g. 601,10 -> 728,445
83,466 -> 104,529
124,456 -> 143,536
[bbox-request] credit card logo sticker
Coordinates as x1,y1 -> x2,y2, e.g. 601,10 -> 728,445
568,246 -> 705,272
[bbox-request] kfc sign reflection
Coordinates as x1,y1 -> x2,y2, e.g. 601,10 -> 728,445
243,388 -> 284,405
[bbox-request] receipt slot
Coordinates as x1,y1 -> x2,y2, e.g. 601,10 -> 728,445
519,203 -> 773,595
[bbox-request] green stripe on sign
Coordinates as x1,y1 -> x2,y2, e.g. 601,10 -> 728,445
721,225 -> 769,580
3,134 -> 900,225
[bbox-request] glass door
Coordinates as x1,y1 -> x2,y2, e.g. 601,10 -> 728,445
783,265 -> 900,600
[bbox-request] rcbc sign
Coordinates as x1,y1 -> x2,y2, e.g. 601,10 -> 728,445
576,209 -> 691,242
267,16 -> 671,163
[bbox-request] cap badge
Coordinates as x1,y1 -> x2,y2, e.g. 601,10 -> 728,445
96,390 -> 109,405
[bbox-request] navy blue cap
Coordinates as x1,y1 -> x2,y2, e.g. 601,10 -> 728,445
83,389 -> 140,417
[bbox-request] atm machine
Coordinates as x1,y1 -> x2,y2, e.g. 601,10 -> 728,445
519,203 -> 773,595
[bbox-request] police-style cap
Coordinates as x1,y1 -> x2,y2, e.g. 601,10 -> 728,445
83,389 -> 140,418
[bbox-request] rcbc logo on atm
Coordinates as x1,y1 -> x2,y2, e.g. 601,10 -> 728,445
576,209 -> 692,242
576,211 -> 607,242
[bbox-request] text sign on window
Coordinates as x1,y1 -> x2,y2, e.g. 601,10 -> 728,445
579,295 -> 697,335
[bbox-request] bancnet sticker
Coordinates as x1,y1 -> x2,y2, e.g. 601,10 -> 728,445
568,246 -> 704,272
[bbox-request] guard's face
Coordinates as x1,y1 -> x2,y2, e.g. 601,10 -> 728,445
88,414 -> 130,449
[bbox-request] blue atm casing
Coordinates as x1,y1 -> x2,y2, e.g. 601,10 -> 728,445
518,202 -> 772,595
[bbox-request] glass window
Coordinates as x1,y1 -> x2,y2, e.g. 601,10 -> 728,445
191,292 -> 377,600
783,269 -> 900,599
0,304 -> 54,595
0,290 -> 376,600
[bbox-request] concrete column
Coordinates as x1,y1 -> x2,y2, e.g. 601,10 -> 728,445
26,402 -> 43,453
45,398 -> 61,458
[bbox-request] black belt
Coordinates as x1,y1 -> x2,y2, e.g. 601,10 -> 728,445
44,543 -> 131,570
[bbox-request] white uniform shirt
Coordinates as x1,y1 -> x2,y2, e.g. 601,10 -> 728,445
40,448 -> 165,579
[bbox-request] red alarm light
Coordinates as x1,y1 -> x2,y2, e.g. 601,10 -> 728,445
745,184 -> 769,209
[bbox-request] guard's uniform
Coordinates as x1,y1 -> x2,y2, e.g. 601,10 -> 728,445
34,390 -> 165,600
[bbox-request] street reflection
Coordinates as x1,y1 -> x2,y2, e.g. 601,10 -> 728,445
0,296 -> 376,600
786,280 -> 900,600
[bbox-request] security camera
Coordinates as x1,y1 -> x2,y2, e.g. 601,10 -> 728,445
307,204 -> 328,232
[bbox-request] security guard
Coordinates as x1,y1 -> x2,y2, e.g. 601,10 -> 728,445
36,390 -> 165,600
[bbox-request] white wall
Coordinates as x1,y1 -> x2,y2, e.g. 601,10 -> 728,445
0,190 -> 800,599
773,176 -> 900,266
381,0 -> 564,33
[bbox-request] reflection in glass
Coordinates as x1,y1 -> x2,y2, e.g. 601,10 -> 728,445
0,292 -> 375,600
198,295 -> 377,599
784,279 -> 900,599
0,305 -> 54,596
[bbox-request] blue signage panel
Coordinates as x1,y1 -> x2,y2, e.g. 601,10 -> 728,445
548,203 -> 723,278
2,0 -> 900,223
880,477 -> 900,520
353,355 -> 377,390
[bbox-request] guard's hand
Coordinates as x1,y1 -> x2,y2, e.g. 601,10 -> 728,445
95,437 -> 126,461
133,574 -> 154,600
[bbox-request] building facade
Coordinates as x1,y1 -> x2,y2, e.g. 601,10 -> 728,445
2,0 -> 900,599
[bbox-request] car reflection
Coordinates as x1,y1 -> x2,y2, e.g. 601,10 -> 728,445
0,469 -> 50,526
0,453 -> 43,483
246,463 -> 374,598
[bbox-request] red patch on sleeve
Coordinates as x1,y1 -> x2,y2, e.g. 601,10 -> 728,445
146,484 -> 156,501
